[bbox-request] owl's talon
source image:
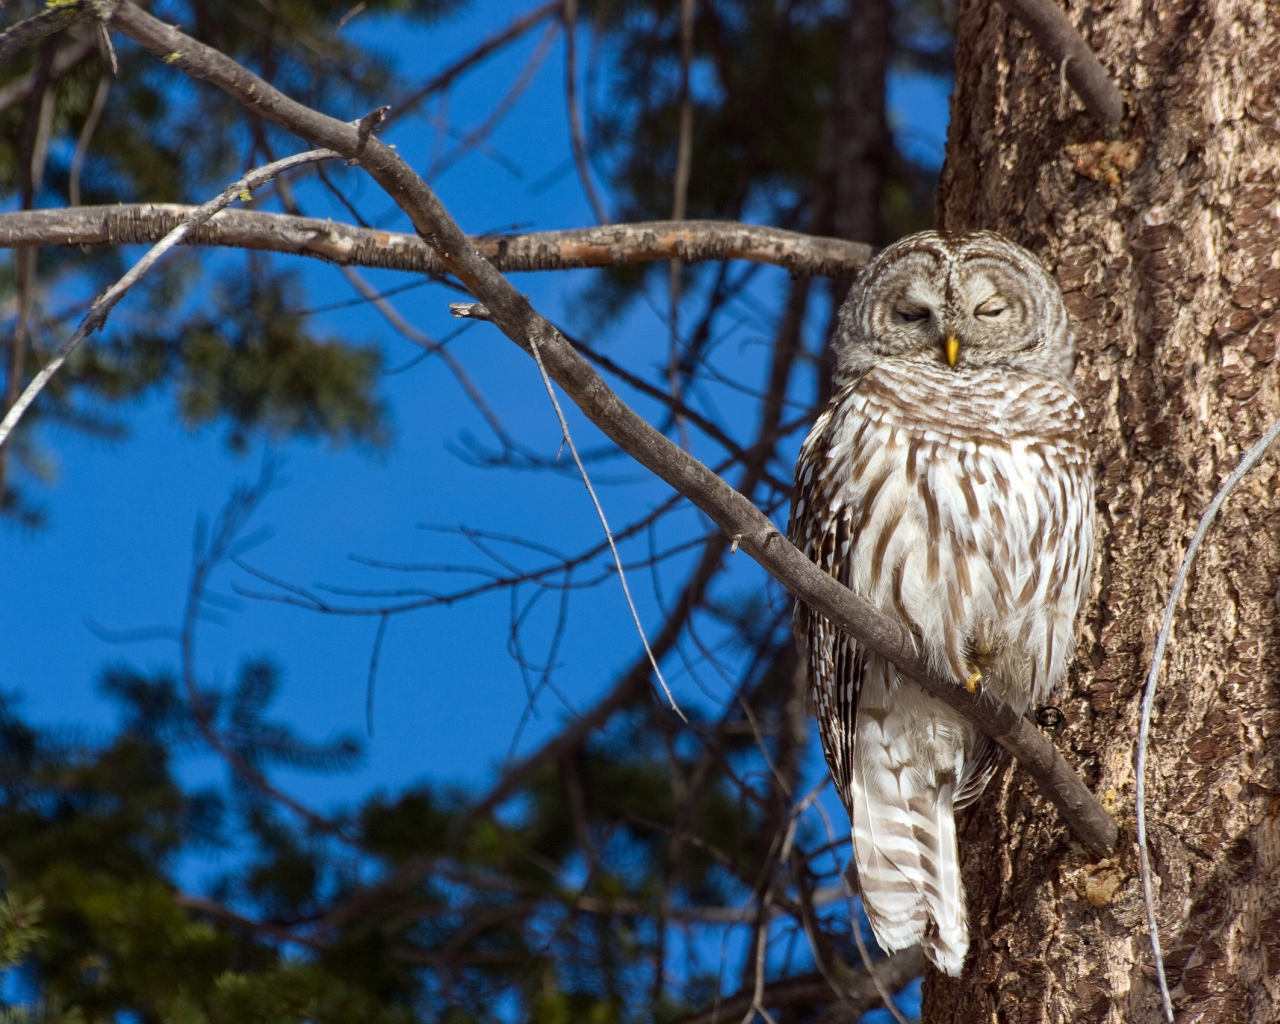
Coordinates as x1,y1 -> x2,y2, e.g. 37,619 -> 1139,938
964,670 -> 983,694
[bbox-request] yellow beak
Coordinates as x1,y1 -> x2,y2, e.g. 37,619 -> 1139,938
945,335 -> 960,367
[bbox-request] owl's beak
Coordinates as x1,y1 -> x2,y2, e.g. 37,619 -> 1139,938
944,335 -> 960,367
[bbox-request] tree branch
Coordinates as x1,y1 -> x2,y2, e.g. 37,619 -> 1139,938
106,0 -> 1118,859
561,0 -> 609,223
0,152 -> 339,451
383,0 -> 561,129
0,2 -> 87,65
0,205 -> 872,278
998,0 -> 1125,125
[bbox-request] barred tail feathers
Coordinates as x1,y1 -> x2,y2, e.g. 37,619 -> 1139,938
850,732 -> 928,955
850,714 -> 970,976
913,779 -> 967,975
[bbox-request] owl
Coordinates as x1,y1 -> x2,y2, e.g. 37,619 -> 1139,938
789,231 -> 1093,976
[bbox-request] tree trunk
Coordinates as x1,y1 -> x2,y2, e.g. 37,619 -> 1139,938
925,1 -> 1280,1021
829,0 -> 892,248
816,0 -> 893,404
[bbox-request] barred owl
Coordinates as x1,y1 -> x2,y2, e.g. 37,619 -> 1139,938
789,231 -> 1093,976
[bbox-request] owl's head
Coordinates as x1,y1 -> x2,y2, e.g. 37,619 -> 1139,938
835,230 -> 1075,385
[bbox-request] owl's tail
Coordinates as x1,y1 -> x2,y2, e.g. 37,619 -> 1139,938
850,743 -> 969,976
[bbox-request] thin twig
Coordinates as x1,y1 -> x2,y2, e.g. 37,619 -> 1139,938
426,20 -> 558,181
1135,412 -> 1280,1024
366,612 -> 389,737
561,0 -> 608,223
474,301 -> 686,721
667,0 -> 696,447
383,0 -> 561,128
0,149 -> 338,450
177,461 -> 358,841
337,264 -> 511,445
95,17 -> 117,75
69,73 -> 111,207
335,2 -> 366,34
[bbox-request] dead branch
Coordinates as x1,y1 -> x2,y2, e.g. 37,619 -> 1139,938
518,285 -> 685,719
106,0 -> 1118,859
0,2 -> 87,65
0,150 -> 339,450
319,531 -> 736,931
561,0 -> 608,223
998,0 -> 1125,125
0,205 -> 872,278
69,72 -> 111,207
174,462 -> 360,843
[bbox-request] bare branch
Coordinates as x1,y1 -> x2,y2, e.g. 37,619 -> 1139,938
666,0 -> 696,444
0,2 -> 88,65
69,73 -> 110,207
106,0 -> 1117,858
320,532 -> 734,930
426,20 -> 558,181
561,0 -> 608,223
383,0 -> 561,128
0,206 -> 873,278
176,463 -> 357,841
338,264 -> 511,444
472,300 -> 687,720
0,150 -> 339,451
998,0 -> 1125,125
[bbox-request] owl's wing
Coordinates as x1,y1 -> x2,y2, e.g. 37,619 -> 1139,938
953,735 -> 1004,810
789,411 -> 861,811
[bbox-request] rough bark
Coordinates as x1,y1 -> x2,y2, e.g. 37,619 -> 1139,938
829,0 -> 892,247
820,0 -> 893,400
926,0 -> 1280,1022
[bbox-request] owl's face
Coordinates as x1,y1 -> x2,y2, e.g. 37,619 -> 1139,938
836,231 -> 1075,385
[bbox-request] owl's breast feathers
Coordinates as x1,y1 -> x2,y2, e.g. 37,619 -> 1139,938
790,359 -> 1094,714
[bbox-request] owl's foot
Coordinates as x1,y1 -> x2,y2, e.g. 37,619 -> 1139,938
962,639 -> 995,695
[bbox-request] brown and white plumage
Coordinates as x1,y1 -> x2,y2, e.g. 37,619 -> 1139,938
789,231 -> 1093,975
